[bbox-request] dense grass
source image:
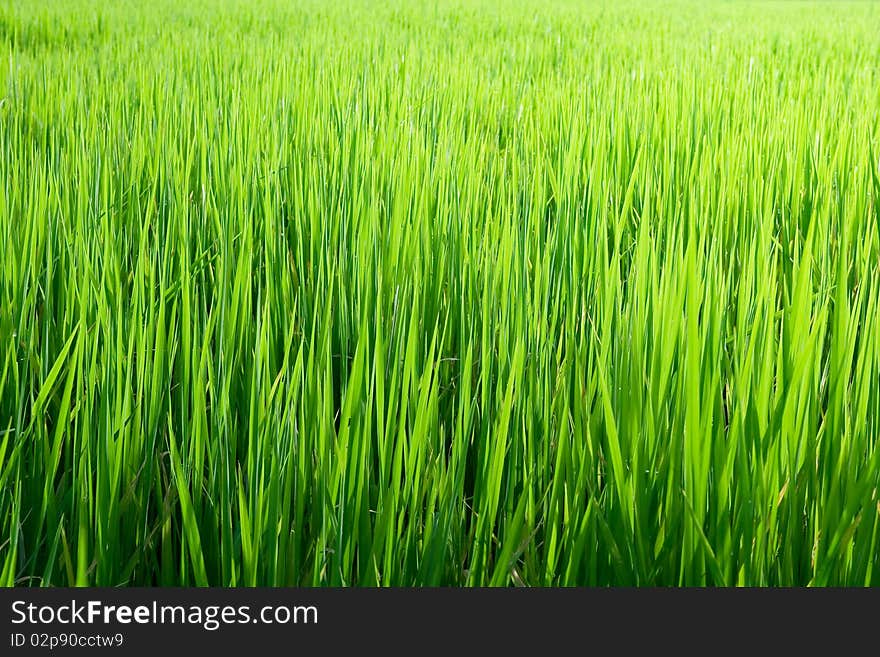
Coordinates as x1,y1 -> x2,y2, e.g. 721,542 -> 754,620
2,0 -> 880,586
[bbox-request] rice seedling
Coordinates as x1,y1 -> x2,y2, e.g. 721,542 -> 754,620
1,0 -> 880,586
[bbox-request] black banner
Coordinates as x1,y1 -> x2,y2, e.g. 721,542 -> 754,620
0,587 -> 874,653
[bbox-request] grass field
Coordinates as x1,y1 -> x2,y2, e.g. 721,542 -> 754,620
2,0 -> 880,586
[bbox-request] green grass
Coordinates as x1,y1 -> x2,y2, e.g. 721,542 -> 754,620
2,0 -> 880,586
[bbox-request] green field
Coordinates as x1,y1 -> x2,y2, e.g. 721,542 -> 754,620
2,0 -> 880,586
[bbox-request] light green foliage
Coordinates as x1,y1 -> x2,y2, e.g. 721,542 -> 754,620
2,0 -> 880,586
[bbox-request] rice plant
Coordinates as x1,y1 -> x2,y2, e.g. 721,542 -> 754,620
2,0 -> 880,586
